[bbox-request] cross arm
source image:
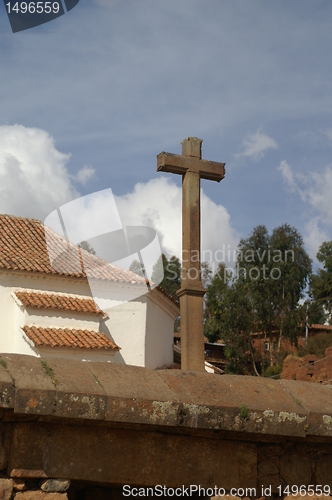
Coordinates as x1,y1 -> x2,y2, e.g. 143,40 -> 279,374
157,152 -> 225,182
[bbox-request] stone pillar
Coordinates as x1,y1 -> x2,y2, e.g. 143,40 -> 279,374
178,138 -> 205,371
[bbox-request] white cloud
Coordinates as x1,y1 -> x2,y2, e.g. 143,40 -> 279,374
0,125 -> 239,270
114,178 -> 182,257
278,159 -> 332,260
115,177 -> 239,268
235,128 -> 278,161
304,218 -> 329,263
0,125 -> 78,220
278,160 -> 297,191
74,165 -> 96,185
298,165 -> 332,224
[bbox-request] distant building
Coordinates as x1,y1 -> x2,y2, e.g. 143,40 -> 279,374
173,332 -> 225,374
281,347 -> 332,384
0,214 -> 179,368
251,324 -> 332,358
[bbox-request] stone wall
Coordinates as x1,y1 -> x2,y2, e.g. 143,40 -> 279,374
282,347 -> 332,383
0,354 -> 331,498
0,438 -> 331,498
0,477 -> 124,499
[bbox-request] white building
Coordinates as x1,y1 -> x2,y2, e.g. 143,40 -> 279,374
0,214 -> 179,369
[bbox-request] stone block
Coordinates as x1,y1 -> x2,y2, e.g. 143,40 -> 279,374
279,452 -> 312,486
11,470 -> 47,479
49,358 -> 106,421
41,480 -> 70,493
280,379 -> 332,437
8,422 -> 257,488
315,454 -> 332,487
0,361 -> 15,409
90,363 -> 179,426
3,355 -> 56,416
15,493 -> 68,499
259,444 -> 284,457
0,478 -> 13,500
257,474 -> 280,493
257,460 -> 279,475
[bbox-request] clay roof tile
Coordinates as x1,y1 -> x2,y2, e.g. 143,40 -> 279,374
15,291 -> 104,316
0,214 -> 146,285
22,326 -> 119,351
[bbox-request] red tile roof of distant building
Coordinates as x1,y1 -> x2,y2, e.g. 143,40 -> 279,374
309,324 -> 332,331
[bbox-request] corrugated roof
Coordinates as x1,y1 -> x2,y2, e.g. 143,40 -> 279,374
15,291 -> 104,316
22,325 -> 119,350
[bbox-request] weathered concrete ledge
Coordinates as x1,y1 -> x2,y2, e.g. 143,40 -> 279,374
0,353 -> 331,439
0,354 -> 331,490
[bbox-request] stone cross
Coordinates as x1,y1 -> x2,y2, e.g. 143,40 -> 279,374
157,137 -> 225,370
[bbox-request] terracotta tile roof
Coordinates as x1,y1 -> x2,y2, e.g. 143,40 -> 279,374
22,326 -> 119,350
14,291 -> 104,315
0,214 -> 146,284
309,324 -> 332,331
0,214 -> 179,308
155,285 -> 180,306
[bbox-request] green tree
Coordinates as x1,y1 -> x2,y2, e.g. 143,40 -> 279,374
205,224 -> 311,373
299,332 -> 332,358
236,225 -> 276,366
297,299 -> 326,338
204,263 -> 258,375
204,263 -> 230,343
201,261 -> 213,288
237,224 -> 311,356
78,241 -> 96,255
269,224 -> 312,349
151,254 -> 181,297
311,241 -> 332,323
218,280 -> 258,375
129,259 -> 146,277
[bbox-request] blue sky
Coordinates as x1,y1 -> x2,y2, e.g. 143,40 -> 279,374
1,0 -> 332,267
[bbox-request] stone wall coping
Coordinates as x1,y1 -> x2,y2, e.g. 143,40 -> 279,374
0,353 -> 331,439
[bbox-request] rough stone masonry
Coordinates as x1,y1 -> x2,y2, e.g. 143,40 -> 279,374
0,354 -> 331,498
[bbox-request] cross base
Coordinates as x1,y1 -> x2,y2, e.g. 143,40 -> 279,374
177,285 -> 206,371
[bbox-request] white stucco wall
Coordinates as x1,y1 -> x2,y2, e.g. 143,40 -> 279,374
0,275 -> 17,353
0,270 -> 179,368
145,290 -> 179,369
0,270 -> 116,361
101,298 -> 147,367
23,308 -> 100,332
